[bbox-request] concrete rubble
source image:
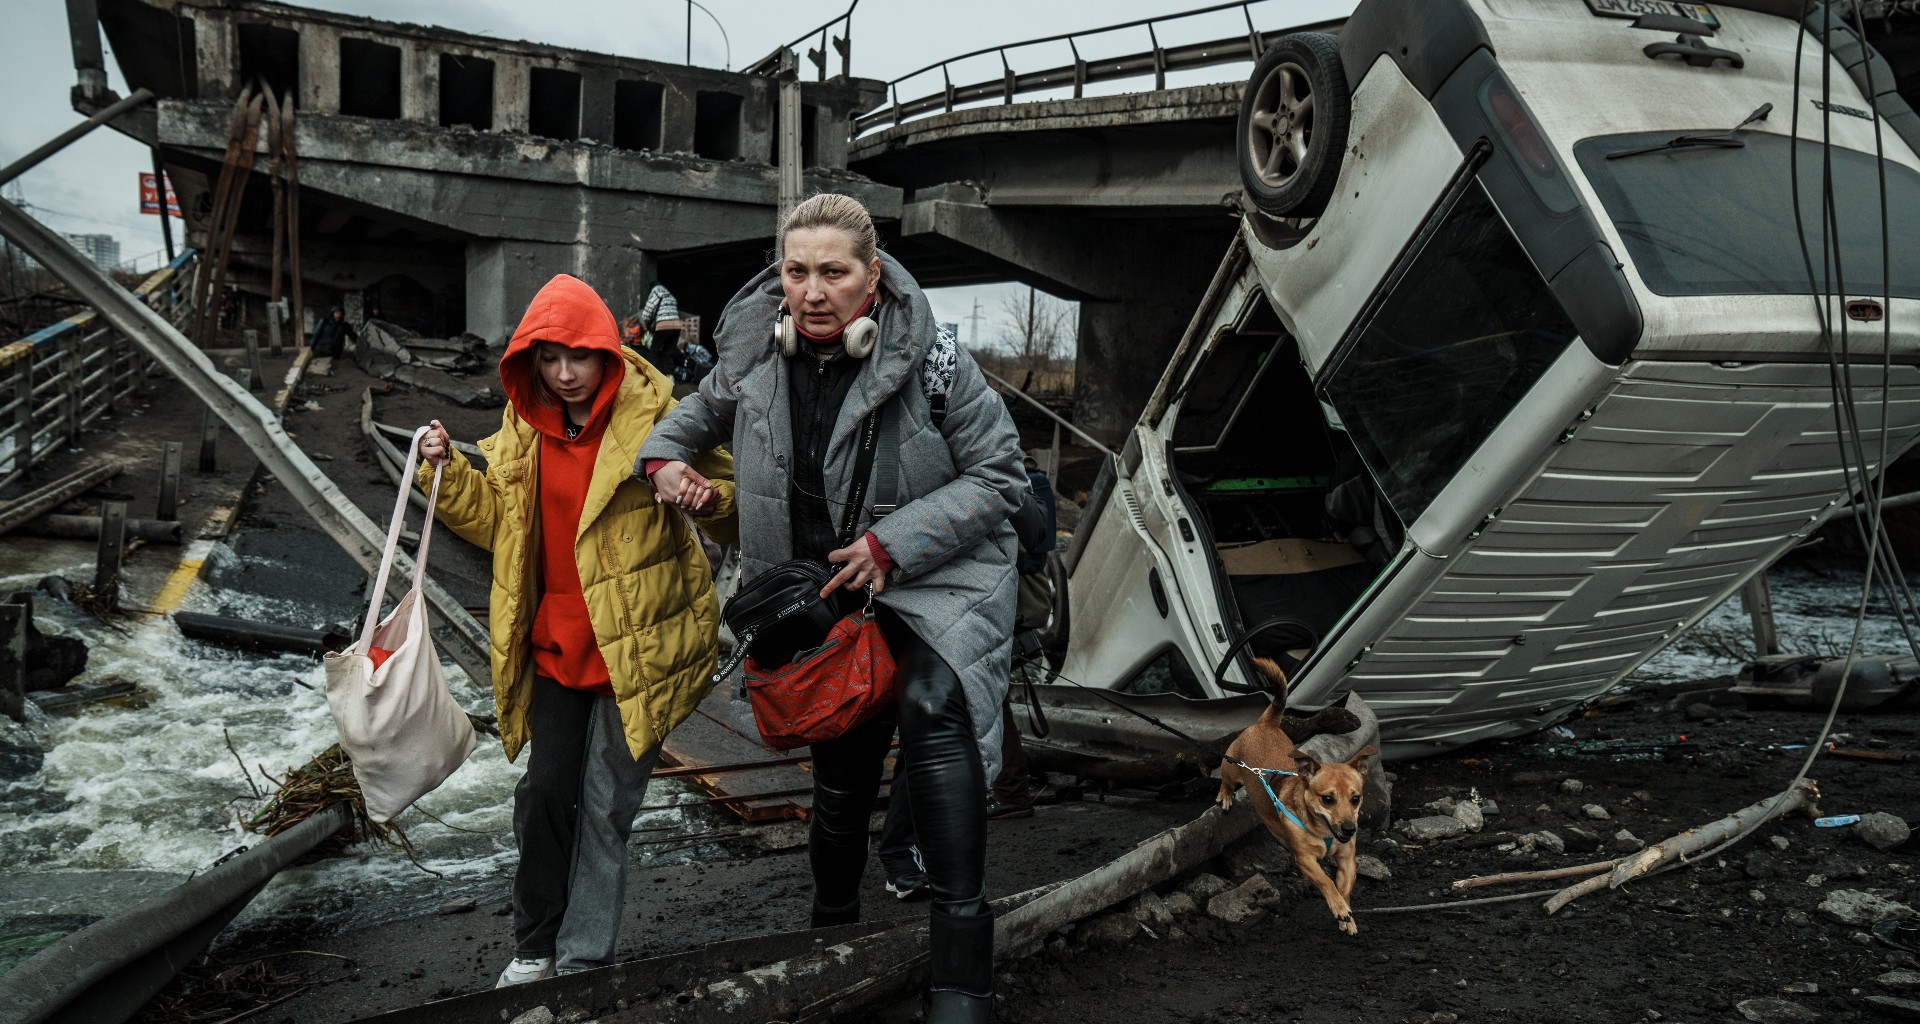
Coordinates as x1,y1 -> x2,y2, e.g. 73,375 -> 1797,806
1734,997 -> 1819,1023
1205,873 -> 1279,925
353,320 -> 502,408
1815,890 -> 1916,927
1858,812 -> 1913,852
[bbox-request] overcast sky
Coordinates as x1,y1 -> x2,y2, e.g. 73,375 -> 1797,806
1,0 -> 1351,347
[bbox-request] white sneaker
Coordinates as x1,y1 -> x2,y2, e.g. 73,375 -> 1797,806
495,956 -> 555,988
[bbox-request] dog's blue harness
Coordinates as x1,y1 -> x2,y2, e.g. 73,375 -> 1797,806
1247,765 -> 1337,857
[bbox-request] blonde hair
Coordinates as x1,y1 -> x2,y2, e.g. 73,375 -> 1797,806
781,193 -> 879,265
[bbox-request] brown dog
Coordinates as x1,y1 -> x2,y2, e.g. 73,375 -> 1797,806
1216,657 -> 1378,936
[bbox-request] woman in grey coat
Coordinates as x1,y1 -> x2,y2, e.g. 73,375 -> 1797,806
639,193 -> 1023,1024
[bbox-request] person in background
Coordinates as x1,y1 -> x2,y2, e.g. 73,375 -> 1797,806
990,450 -> 1058,819
308,305 -> 356,376
639,193 -> 1023,1024
621,314 -> 646,355
416,273 -> 736,986
637,280 -> 683,378
674,329 -> 715,384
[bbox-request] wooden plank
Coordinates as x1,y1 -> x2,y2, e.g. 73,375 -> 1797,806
660,689 -> 817,822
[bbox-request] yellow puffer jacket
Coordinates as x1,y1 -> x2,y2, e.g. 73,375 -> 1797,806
421,349 -> 737,762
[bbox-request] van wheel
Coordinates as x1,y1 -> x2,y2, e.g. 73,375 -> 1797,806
1238,33 -> 1350,218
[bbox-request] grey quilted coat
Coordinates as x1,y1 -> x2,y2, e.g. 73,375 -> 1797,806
635,252 -> 1025,780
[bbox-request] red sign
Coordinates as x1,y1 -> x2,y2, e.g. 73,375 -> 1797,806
139,172 -> 180,216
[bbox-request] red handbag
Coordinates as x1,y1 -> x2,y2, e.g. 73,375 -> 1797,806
744,600 -> 896,750
723,400 -> 902,750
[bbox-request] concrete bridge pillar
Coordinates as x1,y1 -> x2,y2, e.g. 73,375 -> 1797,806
465,240 -> 650,344
1071,229 -> 1232,447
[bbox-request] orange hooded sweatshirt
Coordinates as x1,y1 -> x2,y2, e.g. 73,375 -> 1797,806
499,274 -> 626,695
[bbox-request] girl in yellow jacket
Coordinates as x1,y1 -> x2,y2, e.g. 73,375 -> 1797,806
417,274 -> 735,985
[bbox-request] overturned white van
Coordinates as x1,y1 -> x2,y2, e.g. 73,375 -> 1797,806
1033,0 -> 1920,769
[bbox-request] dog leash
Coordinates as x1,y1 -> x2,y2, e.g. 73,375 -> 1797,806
1010,651 -> 1316,838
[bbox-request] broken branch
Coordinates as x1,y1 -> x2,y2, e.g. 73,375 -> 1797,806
1544,778 -> 1820,915
1449,858 -> 1626,892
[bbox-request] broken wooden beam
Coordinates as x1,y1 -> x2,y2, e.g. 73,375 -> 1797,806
1826,746 -> 1920,765
17,514 -> 182,545
29,679 -> 136,712
173,610 -> 351,656
607,802 -> 1260,1024
0,459 -> 123,535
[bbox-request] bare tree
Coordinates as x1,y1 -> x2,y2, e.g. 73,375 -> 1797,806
996,286 -> 1071,391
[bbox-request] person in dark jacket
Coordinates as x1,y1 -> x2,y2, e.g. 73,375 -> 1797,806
308,305 -> 356,376
638,193 -> 1024,1024
992,451 -> 1056,817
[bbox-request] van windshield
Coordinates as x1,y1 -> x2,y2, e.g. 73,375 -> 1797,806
1575,131 -> 1920,298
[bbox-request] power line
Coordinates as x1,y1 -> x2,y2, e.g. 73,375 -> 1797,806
964,297 -> 985,347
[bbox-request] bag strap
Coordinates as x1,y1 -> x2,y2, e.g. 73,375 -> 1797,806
870,399 -> 901,520
358,426 -> 443,652
836,397 -> 905,549
837,405 -> 883,549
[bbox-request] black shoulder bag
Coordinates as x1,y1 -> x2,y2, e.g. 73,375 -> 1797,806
714,401 -> 897,682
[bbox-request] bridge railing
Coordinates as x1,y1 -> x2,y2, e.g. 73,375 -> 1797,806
0,249 -> 196,489
852,0 -> 1333,136
746,0 -> 859,80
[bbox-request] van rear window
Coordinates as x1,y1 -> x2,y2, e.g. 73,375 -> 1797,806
1575,132 -> 1920,299
1320,182 -> 1578,525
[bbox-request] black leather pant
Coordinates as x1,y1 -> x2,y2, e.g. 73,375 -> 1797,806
808,609 -> 987,914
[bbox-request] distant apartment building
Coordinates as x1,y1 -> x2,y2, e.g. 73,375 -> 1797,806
63,233 -> 120,271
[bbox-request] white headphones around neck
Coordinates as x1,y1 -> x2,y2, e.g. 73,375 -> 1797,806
774,302 -> 879,359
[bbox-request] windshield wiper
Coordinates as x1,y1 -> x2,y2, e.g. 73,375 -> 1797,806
1606,103 -> 1773,160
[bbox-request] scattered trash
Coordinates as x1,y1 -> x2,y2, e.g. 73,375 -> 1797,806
1814,815 -> 1862,829
300,400 -> 322,412
1508,737 -> 1688,762
139,950 -> 356,1024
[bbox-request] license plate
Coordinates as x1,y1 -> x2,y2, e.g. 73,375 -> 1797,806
1583,0 -> 1721,29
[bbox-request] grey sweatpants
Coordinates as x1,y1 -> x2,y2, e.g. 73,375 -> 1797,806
513,677 -> 659,974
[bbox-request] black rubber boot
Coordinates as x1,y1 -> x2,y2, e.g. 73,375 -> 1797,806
927,900 -> 994,1024
811,896 -> 860,929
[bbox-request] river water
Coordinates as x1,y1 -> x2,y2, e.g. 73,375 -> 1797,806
0,547 -> 716,974
0,555 -> 1912,975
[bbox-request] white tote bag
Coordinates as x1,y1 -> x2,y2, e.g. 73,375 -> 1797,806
323,426 -> 478,823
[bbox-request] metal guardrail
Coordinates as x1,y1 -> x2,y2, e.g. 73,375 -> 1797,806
746,0 -> 859,80
0,250 -> 196,491
0,196 -> 492,686
852,1 -> 1331,135
0,804 -> 351,1024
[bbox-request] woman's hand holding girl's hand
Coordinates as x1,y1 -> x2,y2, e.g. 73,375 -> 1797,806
823,539 -> 886,598
650,460 -> 717,515
419,420 -> 452,466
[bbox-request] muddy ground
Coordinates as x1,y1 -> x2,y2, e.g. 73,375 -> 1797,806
924,677 -> 1920,1024
197,666 -> 1920,1024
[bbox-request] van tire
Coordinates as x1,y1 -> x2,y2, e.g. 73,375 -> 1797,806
1238,33 -> 1350,218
